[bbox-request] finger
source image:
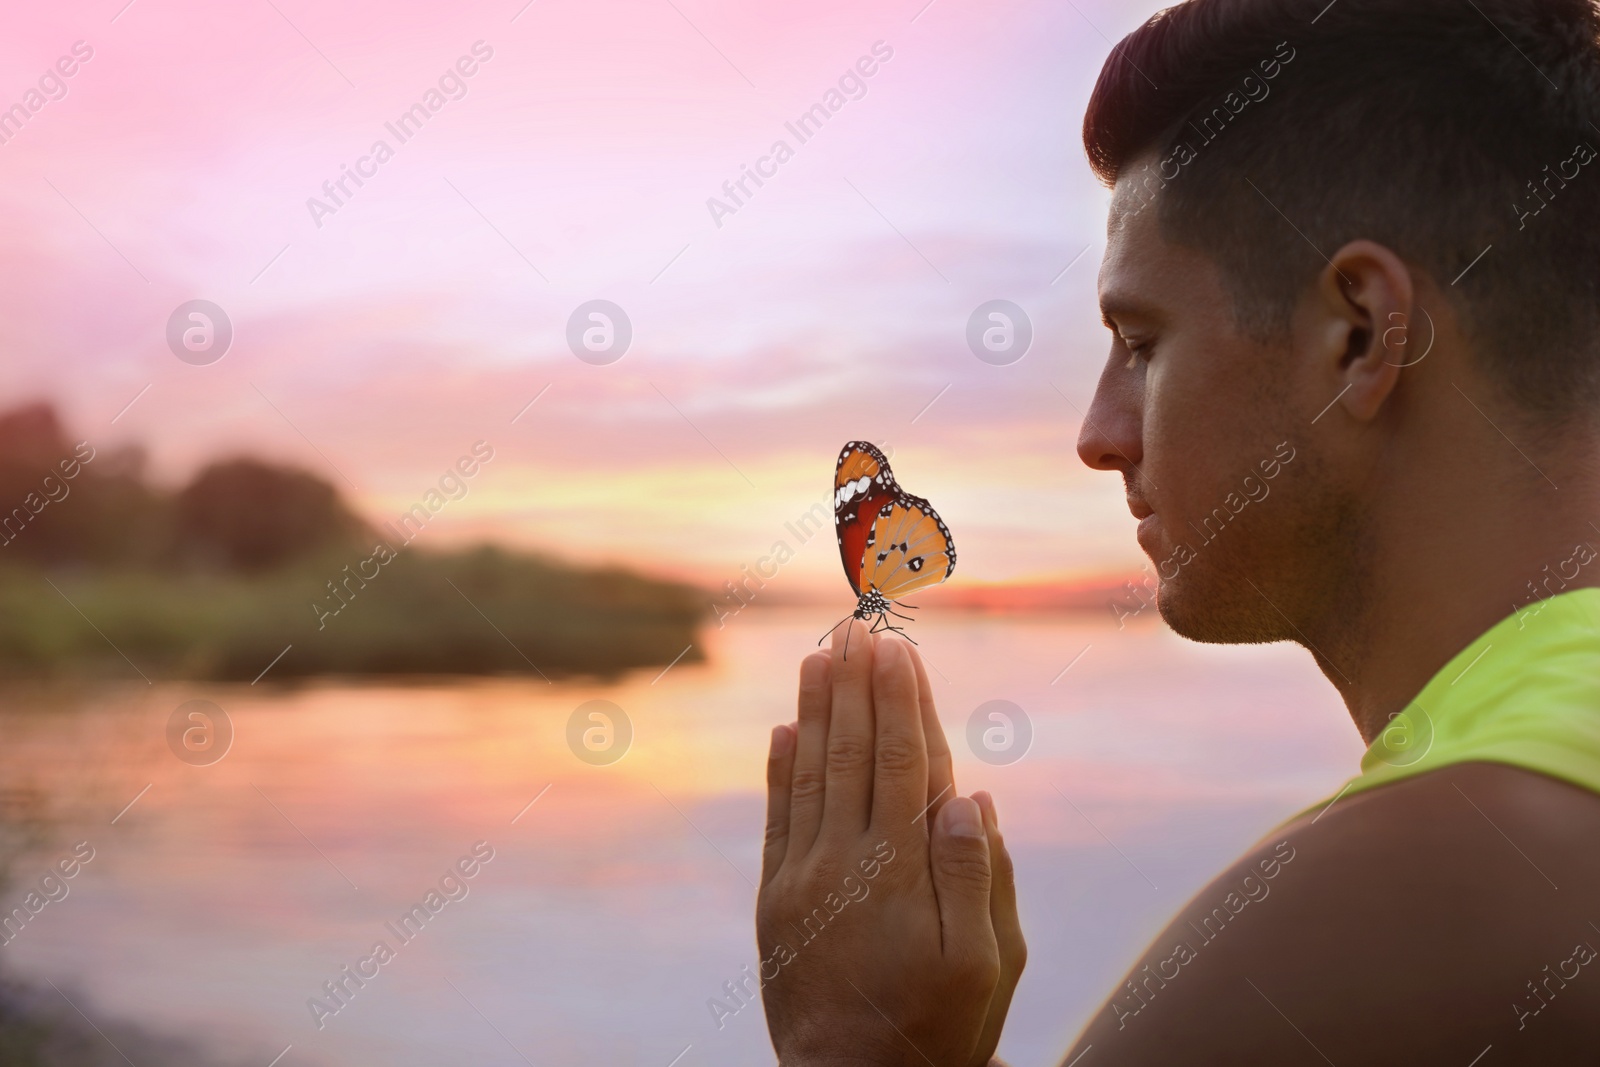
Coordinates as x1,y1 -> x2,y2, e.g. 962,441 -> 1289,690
972,791 -> 1026,1062
761,723 -> 797,886
822,617 -> 876,838
930,796 -> 1000,978
975,793 -> 1024,971
869,639 -> 929,837
908,644 -> 955,829
788,653 -> 832,859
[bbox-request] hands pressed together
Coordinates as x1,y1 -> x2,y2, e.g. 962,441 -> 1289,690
756,619 -> 1027,1067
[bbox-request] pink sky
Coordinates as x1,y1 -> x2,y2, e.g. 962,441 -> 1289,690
0,0 -> 1170,594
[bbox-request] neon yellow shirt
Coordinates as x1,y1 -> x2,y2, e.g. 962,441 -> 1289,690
1305,587 -> 1600,815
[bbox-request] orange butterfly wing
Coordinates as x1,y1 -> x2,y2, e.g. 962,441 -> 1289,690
858,493 -> 956,599
833,441 -> 956,600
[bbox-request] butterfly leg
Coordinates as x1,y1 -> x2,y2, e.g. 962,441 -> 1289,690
873,613 -> 920,644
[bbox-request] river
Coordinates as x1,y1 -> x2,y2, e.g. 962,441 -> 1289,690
0,607 -> 1363,1066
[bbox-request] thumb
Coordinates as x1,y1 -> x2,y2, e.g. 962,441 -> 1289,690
931,795 -> 997,965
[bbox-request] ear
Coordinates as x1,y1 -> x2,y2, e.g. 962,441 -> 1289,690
1302,240 -> 1416,423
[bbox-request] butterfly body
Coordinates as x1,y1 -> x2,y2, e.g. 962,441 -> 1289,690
852,587 -> 892,623
825,441 -> 956,652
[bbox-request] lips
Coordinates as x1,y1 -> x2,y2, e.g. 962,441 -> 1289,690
1128,495 -> 1159,553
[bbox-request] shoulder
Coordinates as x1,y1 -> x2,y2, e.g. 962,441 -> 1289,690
1064,762 -> 1600,1066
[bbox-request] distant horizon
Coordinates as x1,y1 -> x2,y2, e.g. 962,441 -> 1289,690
0,398 -> 1149,618
4,392 -> 1150,605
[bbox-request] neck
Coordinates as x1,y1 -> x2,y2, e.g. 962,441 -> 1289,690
1302,422 -> 1600,744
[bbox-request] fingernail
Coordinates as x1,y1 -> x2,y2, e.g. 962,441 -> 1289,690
770,724 -> 794,759
941,796 -> 984,839
876,638 -> 903,665
973,790 -> 995,822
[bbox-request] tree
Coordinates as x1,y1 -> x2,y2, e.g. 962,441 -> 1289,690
172,459 -> 372,572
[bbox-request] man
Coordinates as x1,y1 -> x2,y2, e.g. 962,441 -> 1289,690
755,0 -> 1600,1062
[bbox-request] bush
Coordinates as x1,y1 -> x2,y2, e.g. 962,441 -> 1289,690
0,546 -> 706,681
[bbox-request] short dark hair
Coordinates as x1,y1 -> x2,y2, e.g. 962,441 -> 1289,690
1084,0 -> 1600,418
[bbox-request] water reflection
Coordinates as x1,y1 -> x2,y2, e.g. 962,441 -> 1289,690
0,610 -> 1359,1066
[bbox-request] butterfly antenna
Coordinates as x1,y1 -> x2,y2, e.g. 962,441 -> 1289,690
815,611 -> 855,649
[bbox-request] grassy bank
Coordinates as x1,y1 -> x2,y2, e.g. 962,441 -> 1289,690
0,546 -> 706,682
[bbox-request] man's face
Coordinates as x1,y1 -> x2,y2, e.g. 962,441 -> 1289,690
1078,167 -> 1337,642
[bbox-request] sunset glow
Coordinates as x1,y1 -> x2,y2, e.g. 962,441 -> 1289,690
0,0 -> 1155,595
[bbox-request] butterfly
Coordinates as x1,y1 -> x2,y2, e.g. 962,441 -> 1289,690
821,441 -> 956,657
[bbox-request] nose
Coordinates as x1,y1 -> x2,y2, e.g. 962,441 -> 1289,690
1075,350 -> 1144,475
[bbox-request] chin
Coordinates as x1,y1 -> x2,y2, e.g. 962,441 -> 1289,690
1156,593 -> 1234,644
1154,565 -> 1284,646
